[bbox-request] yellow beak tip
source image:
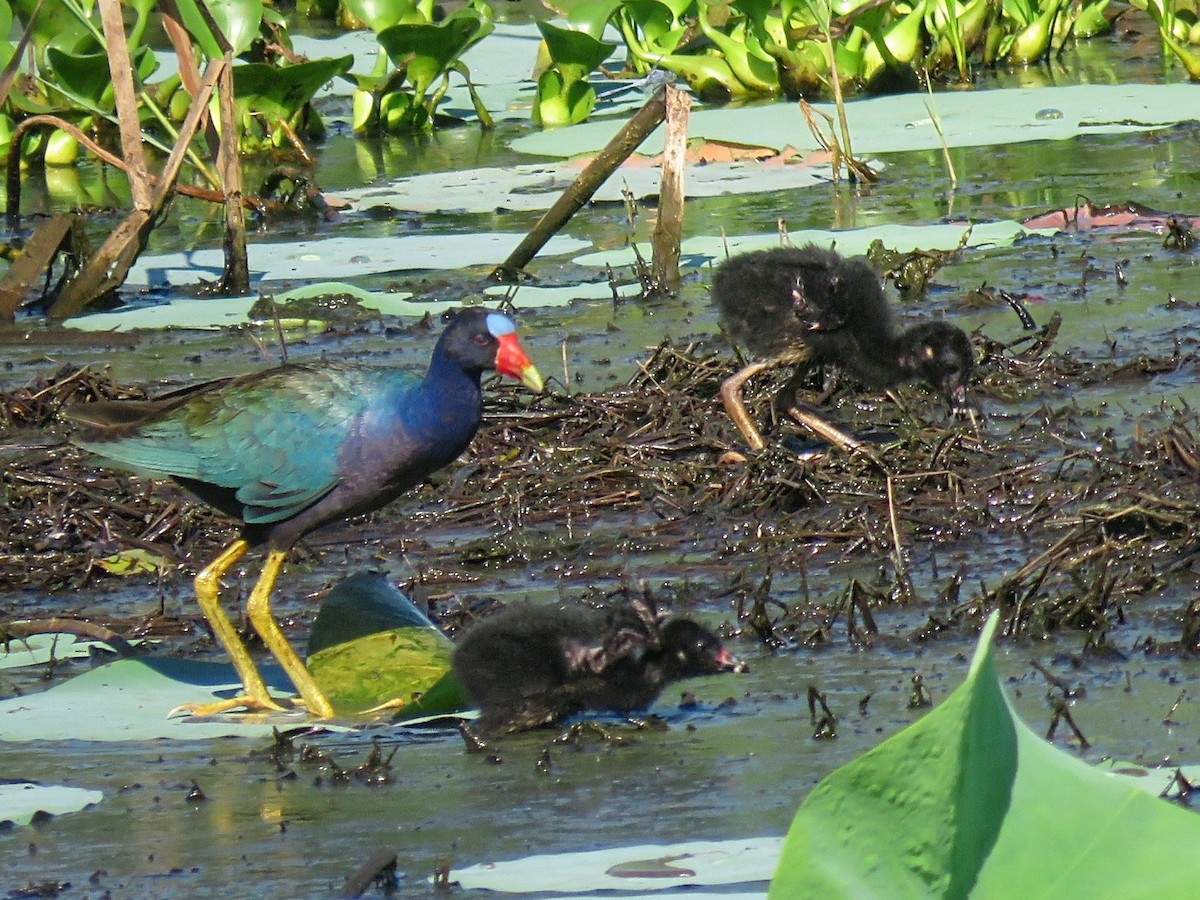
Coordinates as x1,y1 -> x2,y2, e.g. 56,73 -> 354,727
521,366 -> 546,394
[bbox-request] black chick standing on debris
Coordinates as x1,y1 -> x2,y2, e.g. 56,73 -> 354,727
452,602 -> 747,736
712,244 -> 975,452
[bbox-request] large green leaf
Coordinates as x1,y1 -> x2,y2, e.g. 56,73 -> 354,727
536,19 -> 616,85
376,9 -> 494,98
44,45 -> 159,113
305,571 -> 468,718
173,0 -> 265,59
770,611 -> 1200,897
231,55 -> 354,119
344,0 -> 433,31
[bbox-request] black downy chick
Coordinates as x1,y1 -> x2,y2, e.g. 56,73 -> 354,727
452,602 -> 747,736
712,245 -> 975,452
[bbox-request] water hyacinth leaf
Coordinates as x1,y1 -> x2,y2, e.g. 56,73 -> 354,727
697,11 -> 781,94
231,55 -> 355,119
769,611 -> 1200,897
1005,0 -> 1063,64
534,69 -> 598,127
173,0 -> 265,60
344,0 -> 431,32
567,0 -> 626,38
43,129 -> 80,166
536,19 -> 617,85
45,46 -> 159,113
376,9 -> 494,99
1073,0 -> 1111,37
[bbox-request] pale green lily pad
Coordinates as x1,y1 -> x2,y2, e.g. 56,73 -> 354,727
66,285 -> 414,332
483,280 -> 644,304
452,837 -> 782,894
0,783 -> 104,827
0,632 -> 140,670
65,274 -> 595,333
125,233 -> 590,287
513,84 -> 1200,159
0,658 -> 329,741
336,155 -> 840,214
770,610 -> 1200,898
573,220 -> 1050,270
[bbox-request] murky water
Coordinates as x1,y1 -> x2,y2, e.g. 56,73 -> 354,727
3,20 -> 1200,899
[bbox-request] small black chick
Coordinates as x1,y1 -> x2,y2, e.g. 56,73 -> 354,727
712,244 -> 975,451
452,603 -> 747,736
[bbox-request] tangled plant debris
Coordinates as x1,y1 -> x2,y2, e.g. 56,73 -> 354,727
2,323 -> 1199,666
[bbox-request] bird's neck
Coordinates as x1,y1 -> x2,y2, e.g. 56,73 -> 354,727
406,353 -> 484,446
839,332 -> 915,389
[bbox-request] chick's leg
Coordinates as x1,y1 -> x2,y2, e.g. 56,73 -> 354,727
719,359 -> 777,451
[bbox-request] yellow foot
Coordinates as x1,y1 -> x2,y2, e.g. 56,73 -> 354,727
167,693 -> 299,718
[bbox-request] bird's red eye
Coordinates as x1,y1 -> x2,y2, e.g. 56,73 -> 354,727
473,333 -> 490,347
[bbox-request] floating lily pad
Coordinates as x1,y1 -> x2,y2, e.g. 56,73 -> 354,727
0,783 -> 104,828
0,632 -> 137,670
573,220 -> 1051,270
124,233 -> 590,287
0,658 -> 322,741
451,837 -> 782,894
483,280 -> 644,305
512,84 -> 1200,159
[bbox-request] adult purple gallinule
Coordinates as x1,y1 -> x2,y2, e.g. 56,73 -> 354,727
68,308 -> 544,719
712,245 -> 974,452
453,602 -> 747,735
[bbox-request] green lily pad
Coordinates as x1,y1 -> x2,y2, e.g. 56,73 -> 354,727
306,571 -> 468,718
769,610 -> 1200,897
0,783 -> 105,828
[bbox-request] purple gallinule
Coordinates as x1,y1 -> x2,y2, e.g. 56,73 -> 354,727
453,602 -> 747,735
712,245 -> 974,452
68,308 -> 544,718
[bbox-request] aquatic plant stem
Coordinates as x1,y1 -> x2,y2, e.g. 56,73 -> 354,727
494,89 -> 668,280
923,74 -> 958,190
886,475 -> 909,588
651,84 -> 691,295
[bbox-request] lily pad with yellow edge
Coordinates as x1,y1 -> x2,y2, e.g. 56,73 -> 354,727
305,570 -> 467,719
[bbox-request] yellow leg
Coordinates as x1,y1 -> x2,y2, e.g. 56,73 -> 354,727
246,550 -> 336,719
719,360 -> 776,451
170,539 -> 290,717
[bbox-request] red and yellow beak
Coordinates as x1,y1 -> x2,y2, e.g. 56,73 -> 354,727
495,332 -> 544,393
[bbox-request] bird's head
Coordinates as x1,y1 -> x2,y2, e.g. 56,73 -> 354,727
443,308 -> 545,392
660,619 -> 748,677
903,321 -> 976,415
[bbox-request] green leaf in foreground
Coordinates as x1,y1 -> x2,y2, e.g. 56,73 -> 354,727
305,570 -> 467,718
770,611 -> 1200,898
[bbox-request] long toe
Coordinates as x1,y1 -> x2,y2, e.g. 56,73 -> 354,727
167,693 -> 298,718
